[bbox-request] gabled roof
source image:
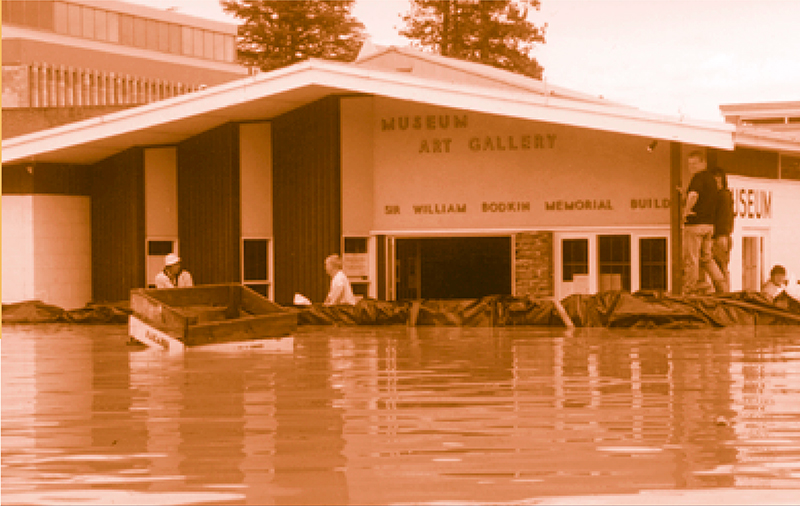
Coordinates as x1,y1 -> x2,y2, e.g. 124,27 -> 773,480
2,58 -> 735,165
355,44 -> 629,107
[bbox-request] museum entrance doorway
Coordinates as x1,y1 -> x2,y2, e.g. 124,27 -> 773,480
395,237 -> 511,301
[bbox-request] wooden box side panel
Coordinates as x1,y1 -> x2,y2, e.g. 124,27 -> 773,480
240,285 -> 285,315
185,313 -> 297,346
130,290 -> 189,337
142,284 -> 234,308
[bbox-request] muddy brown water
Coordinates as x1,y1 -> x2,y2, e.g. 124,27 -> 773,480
2,325 -> 800,505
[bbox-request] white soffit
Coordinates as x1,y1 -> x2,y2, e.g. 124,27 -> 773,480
2,60 -> 736,165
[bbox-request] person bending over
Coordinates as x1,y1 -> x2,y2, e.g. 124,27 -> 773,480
155,253 -> 193,289
762,265 -> 788,303
324,254 -> 356,306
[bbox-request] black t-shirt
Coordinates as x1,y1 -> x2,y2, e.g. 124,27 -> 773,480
714,188 -> 734,237
685,170 -> 718,225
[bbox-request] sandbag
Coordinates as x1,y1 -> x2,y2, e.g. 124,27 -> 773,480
494,295 -> 563,326
2,300 -> 131,324
2,300 -> 66,323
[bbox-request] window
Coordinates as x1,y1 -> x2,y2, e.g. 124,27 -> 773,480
214,32 -> 225,61
106,11 -> 119,42
193,28 -> 204,57
54,1 -> 68,33
119,14 -> 133,45
204,30 -> 214,59
243,239 -> 271,298
94,9 -> 106,40
158,21 -> 169,52
133,16 -> 147,48
640,238 -> 668,291
598,235 -> 631,291
24,0 -> 39,26
781,155 -> 800,181
146,19 -> 159,50
82,6 -> 94,39
224,34 -> 236,62
67,2 -> 81,36
169,24 -> 182,54
5,0 -> 25,25
38,1 -> 55,31
148,240 -> 174,256
345,237 -> 370,297
742,236 -> 764,291
182,26 -> 194,56
562,239 -> 589,282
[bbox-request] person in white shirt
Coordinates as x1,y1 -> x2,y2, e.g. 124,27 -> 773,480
762,264 -> 787,303
155,253 -> 193,289
323,254 -> 356,306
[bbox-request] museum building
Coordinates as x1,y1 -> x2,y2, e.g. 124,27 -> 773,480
3,45 -> 800,309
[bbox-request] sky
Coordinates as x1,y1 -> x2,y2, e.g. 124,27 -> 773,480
130,0 -> 800,122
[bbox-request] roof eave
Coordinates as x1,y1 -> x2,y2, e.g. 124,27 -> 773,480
2,59 -> 736,165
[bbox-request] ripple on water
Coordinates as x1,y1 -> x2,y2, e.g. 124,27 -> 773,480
2,324 -> 800,504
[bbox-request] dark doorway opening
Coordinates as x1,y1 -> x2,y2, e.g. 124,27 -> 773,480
395,237 -> 511,300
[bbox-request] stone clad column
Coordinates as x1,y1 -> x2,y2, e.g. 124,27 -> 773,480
514,231 -> 554,298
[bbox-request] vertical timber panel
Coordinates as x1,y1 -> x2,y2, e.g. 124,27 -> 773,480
670,142 -> 683,294
92,148 -> 146,302
272,97 -> 342,305
177,123 -> 241,285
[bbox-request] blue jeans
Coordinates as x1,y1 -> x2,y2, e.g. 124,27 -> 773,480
683,224 -> 724,294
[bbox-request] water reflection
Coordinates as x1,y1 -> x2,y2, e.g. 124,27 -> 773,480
2,325 -> 800,505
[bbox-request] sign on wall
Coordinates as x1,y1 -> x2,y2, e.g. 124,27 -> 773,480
371,98 -> 671,231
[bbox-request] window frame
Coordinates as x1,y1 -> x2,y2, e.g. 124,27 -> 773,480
639,236 -> 668,292
241,237 -> 273,300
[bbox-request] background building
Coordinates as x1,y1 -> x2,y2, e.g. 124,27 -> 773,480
2,0 -> 247,138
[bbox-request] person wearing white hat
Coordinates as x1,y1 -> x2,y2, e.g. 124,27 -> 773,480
155,253 -> 193,289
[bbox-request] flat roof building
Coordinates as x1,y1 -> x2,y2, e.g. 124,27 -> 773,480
2,0 -> 248,138
3,45 -> 799,309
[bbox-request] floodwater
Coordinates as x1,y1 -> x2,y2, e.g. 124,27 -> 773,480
2,324 -> 800,505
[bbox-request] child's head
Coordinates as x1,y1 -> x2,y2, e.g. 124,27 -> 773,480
770,265 -> 787,285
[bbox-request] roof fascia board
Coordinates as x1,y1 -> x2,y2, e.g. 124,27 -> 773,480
3,60 -> 736,163
358,46 -> 625,106
2,67 -> 319,163
734,131 -> 800,155
312,63 -> 734,149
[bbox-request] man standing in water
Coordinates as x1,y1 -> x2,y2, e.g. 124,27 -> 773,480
712,167 -> 735,292
155,253 -> 193,289
324,254 -> 356,306
683,151 -> 725,294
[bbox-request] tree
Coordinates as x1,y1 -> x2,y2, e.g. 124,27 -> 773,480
401,0 -> 545,78
221,0 -> 365,71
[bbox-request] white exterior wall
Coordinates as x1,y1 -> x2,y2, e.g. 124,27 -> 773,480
341,98 -> 378,298
32,195 -> 92,309
144,147 -> 179,287
372,98 -> 672,233
341,97 -> 375,237
144,147 -> 178,239
2,196 -> 36,303
239,122 -> 274,299
727,175 -> 800,291
240,122 -> 273,238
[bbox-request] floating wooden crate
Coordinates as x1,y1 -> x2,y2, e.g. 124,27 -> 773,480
129,284 -> 297,352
